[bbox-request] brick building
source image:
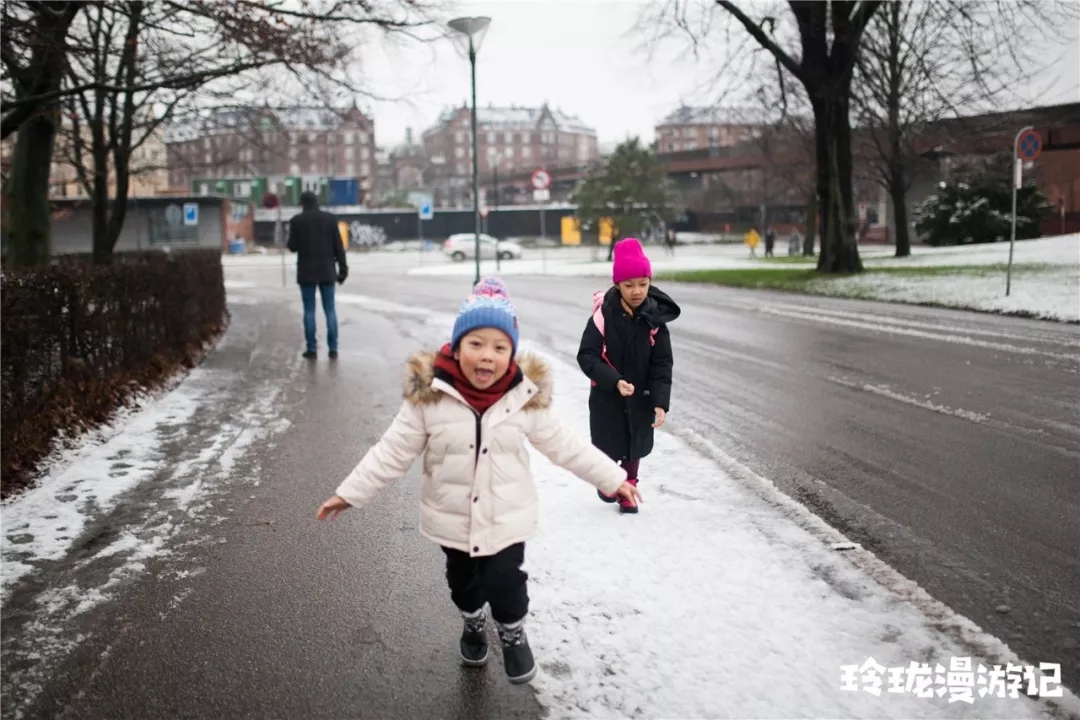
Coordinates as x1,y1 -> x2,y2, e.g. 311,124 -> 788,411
654,105 -> 763,153
164,104 -> 376,198
1,122 -> 169,199
421,103 -> 599,207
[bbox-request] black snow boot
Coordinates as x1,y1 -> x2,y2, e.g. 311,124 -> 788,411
496,618 -> 537,684
459,607 -> 488,667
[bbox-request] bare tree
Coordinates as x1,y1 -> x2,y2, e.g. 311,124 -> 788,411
1,2 -> 83,268
643,1 -> 882,273
3,0 -> 441,266
853,0 -> 1078,257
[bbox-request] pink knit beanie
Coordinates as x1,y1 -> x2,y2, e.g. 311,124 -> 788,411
612,238 -> 652,284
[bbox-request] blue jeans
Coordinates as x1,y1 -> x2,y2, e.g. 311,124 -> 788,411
300,283 -> 338,353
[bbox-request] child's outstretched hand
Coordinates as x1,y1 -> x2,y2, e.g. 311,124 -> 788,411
316,495 -> 350,520
616,380 -> 635,397
616,481 -> 643,508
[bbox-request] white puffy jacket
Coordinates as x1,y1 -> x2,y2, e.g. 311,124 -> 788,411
335,350 -> 627,557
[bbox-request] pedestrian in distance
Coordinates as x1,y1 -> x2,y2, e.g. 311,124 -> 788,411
316,277 -> 641,685
577,238 -> 681,514
664,227 -> 677,257
765,226 -> 776,258
287,190 -> 348,359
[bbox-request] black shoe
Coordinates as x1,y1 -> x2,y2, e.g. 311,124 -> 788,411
328,351 -> 339,359
459,609 -> 488,667
302,350 -> 317,359
597,488 -> 618,504
496,619 -> 536,684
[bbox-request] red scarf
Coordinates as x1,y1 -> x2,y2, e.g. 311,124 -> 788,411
433,343 -> 520,415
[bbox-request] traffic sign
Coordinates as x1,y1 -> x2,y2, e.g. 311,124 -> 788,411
480,207 -> 489,219
419,201 -> 433,221
531,168 -> 551,191
262,192 -> 279,209
183,203 -> 198,225
533,189 -> 550,203
1017,129 -> 1042,160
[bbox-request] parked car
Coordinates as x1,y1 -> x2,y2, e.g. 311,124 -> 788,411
443,233 -> 524,262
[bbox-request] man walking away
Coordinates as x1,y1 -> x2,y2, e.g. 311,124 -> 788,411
287,191 -> 348,359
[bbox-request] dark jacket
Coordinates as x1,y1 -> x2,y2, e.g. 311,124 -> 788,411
577,285 -> 680,463
287,208 -> 348,285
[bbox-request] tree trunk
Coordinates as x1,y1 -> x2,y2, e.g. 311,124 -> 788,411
4,112 -> 60,268
91,173 -> 111,264
890,163 -> 912,257
813,92 -> 862,273
803,189 -> 817,256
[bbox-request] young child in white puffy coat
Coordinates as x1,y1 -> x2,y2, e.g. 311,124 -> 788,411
316,276 -> 641,685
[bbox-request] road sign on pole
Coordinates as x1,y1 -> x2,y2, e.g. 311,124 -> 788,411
1007,126 -> 1039,297
531,168 -> 551,191
1017,128 -> 1043,161
418,201 -> 433,221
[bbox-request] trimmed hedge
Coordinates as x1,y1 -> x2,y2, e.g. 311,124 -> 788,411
1,249 -> 227,497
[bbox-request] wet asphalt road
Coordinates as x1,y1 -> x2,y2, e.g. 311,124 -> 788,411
2,290 -> 545,720
3,255 -> 1079,718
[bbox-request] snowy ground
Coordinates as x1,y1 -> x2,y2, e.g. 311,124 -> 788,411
352,297 -> 1077,719
4,285 -> 1076,718
522,342 -> 1074,719
395,234 -> 1080,323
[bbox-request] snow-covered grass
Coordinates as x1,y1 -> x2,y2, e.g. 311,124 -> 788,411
401,234 -> 1079,322
661,235 -> 1079,323
519,341 -> 1075,719
807,265 -> 1079,322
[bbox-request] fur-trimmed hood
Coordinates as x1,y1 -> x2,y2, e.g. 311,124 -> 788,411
403,349 -> 552,410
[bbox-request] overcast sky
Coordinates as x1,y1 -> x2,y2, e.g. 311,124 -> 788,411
357,0 -> 1080,150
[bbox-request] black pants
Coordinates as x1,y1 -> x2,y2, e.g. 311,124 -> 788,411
442,542 -> 528,624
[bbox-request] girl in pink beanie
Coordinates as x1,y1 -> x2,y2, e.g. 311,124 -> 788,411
576,238 -> 681,513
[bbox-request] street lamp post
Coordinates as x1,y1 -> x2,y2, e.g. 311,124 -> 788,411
448,16 -> 491,286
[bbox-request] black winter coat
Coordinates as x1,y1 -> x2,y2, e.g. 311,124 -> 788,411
577,285 -> 680,463
287,208 -> 348,285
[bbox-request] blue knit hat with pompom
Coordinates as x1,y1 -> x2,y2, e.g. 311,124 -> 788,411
451,276 -> 520,355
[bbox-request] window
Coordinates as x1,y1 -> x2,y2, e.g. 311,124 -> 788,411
149,203 -> 199,245
307,132 -> 316,143
234,181 -> 251,197
522,146 -> 532,159
455,146 -> 464,158
542,132 -> 554,144
487,132 -> 496,144
361,162 -> 370,176
346,163 -> 355,175
503,132 -> 512,143
455,131 -> 465,143
344,132 -> 355,144
290,163 -> 300,175
683,128 -> 694,138
358,132 -> 368,143
345,147 -> 354,160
